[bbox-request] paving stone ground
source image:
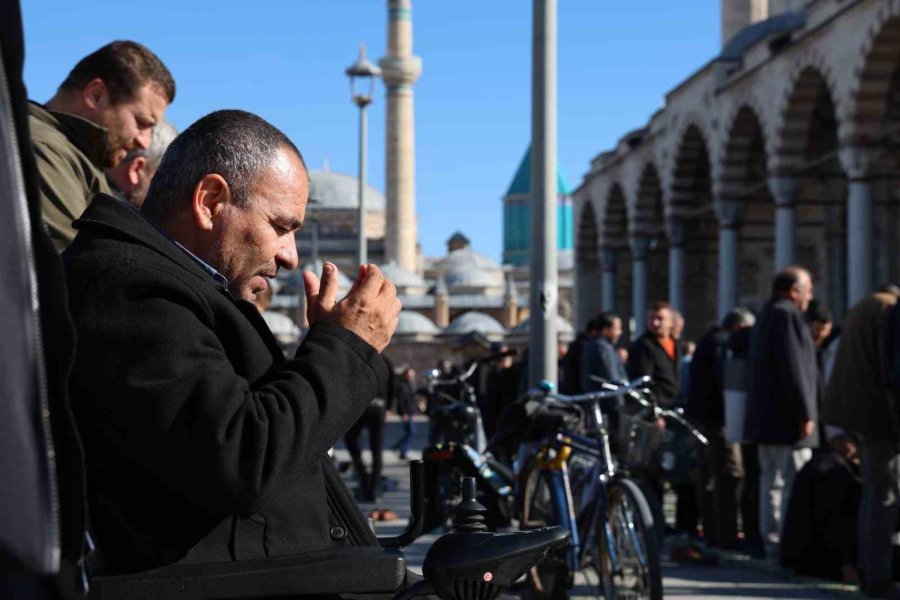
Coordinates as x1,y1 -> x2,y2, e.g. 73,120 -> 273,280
334,417 -> 860,599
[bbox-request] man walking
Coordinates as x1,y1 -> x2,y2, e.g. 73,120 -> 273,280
31,41 -> 174,250
823,290 -> 900,598
688,308 -> 755,549
744,266 -> 818,559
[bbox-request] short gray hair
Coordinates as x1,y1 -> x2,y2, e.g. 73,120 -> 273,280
124,118 -> 178,169
141,109 -> 306,221
722,307 -> 755,331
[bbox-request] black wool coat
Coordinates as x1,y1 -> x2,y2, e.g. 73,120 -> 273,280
63,195 -> 386,574
626,332 -> 679,406
744,297 -> 818,447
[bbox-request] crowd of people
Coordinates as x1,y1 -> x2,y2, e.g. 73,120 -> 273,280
564,266 -> 900,598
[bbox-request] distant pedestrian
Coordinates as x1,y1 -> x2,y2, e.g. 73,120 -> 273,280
627,301 -> 679,407
744,266 -> 818,559
823,290 -> 900,597
581,313 -> 628,391
688,308 -> 755,550
392,367 -> 419,460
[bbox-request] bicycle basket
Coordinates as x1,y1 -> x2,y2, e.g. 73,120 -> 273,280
617,409 -> 669,470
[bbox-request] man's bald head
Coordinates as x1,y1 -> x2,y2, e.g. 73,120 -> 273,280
772,266 -> 814,311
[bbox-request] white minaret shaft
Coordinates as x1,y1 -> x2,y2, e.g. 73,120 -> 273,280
380,0 -> 422,272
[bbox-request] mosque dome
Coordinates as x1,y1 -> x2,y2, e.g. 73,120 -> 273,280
446,311 -> 506,336
395,310 -> 440,336
512,314 -> 574,335
438,247 -> 505,291
308,170 -> 386,211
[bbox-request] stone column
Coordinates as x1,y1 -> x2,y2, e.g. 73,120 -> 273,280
839,146 -> 880,306
630,236 -> 650,336
717,198 -> 741,320
601,249 -> 616,312
433,274 -> 449,328
768,176 -> 801,271
667,219 -> 686,315
380,0 -> 422,272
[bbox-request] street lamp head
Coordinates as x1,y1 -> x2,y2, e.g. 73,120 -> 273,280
346,42 -> 381,107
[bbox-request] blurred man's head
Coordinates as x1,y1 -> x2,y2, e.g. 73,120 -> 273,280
806,300 -> 833,347
772,266 -> 814,312
47,41 -> 175,168
404,367 -> 416,382
671,309 -> 685,340
106,119 -> 178,208
721,307 -> 755,333
141,110 -> 308,302
646,301 -> 673,338
592,312 -> 623,345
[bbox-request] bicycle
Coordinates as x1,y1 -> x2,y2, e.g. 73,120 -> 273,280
515,377 -> 663,600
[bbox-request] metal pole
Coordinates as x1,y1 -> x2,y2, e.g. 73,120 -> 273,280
357,102 -> 368,266
529,0 -> 558,388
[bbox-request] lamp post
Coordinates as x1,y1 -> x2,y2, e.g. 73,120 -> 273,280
529,0 -> 558,387
346,43 -> 380,267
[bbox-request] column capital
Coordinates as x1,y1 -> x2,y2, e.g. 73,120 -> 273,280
715,197 -> 741,229
629,235 -> 651,260
767,176 -> 802,207
600,248 -> 617,271
838,145 -> 883,182
665,219 -> 685,247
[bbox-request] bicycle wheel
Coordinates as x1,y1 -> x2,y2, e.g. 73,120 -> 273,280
596,478 -> 662,600
522,467 -> 570,600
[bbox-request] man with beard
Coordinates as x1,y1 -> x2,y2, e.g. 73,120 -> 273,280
30,40 -> 174,250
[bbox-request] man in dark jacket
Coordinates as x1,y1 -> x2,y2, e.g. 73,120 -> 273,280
823,291 -> 900,597
63,110 -> 401,574
744,266 -> 818,558
31,41 -> 175,251
688,308 -> 755,549
581,313 -> 628,391
627,301 -> 679,407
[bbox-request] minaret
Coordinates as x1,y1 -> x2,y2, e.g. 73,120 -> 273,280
380,0 -> 422,273
434,274 -> 449,328
502,275 -> 518,328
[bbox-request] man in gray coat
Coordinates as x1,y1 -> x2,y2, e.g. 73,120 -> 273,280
744,266 -> 818,558
581,312 -> 627,391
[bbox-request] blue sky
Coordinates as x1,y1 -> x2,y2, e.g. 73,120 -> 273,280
21,1 -> 718,261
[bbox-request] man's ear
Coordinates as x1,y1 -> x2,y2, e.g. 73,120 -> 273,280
127,157 -> 147,188
192,174 -> 231,232
82,78 -> 109,112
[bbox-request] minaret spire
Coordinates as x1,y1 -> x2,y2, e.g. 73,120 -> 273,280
380,0 -> 422,272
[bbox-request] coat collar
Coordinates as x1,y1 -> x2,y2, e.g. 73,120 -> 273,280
29,101 -> 109,169
72,194 -> 222,288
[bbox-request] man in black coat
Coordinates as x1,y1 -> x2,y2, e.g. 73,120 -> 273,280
744,266 -> 818,558
63,110 -> 401,574
627,301 -> 679,407
688,308 -> 755,549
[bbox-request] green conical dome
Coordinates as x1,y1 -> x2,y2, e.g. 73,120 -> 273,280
505,145 -> 571,197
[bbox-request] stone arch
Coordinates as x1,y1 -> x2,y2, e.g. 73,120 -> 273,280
575,200 -> 602,330
634,163 -> 669,309
846,3 -> 900,295
601,184 -> 633,330
670,123 -> 718,338
775,62 -> 842,174
722,105 -> 775,311
848,0 -> 900,146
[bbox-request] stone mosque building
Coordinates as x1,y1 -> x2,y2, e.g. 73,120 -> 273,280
269,0 -> 577,374
572,0 -> 900,341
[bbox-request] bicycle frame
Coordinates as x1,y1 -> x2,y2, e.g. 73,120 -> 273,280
519,378 -> 652,576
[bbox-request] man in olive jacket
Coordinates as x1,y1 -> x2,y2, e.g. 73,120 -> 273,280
744,266 -> 818,557
63,110 -> 401,573
823,290 -> 900,596
30,41 -> 174,251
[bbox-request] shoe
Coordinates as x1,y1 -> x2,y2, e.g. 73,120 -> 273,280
670,543 -> 718,565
